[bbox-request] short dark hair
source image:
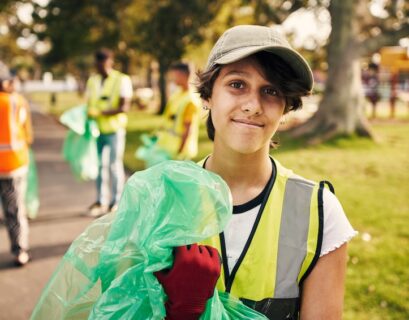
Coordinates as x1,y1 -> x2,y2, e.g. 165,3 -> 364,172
95,48 -> 114,62
368,62 -> 379,71
169,62 -> 190,75
196,51 -> 311,141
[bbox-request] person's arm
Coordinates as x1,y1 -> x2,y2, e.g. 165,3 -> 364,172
178,103 -> 195,153
101,97 -> 131,115
300,243 -> 347,320
102,75 -> 132,115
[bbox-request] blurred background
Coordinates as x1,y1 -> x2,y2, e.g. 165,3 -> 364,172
0,0 -> 408,319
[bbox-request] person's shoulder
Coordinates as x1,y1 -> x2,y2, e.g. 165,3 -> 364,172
321,187 -> 357,256
87,73 -> 99,83
114,69 -> 130,79
0,91 -> 10,102
274,158 -> 310,182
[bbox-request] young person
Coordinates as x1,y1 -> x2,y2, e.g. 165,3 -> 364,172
158,62 -> 200,160
155,25 -> 357,319
86,48 -> 133,217
0,73 -> 33,266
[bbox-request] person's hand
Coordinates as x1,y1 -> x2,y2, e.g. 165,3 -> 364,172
155,244 -> 221,320
87,108 -> 100,118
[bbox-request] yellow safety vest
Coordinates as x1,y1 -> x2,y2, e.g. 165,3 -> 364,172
87,70 -> 128,134
200,158 -> 325,319
157,90 -> 199,159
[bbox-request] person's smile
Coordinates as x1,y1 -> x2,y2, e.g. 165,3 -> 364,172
231,118 -> 264,128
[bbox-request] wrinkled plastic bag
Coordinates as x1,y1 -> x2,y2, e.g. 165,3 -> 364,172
31,161 -> 266,319
60,104 -> 91,135
60,105 -> 99,181
25,148 -> 40,219
135,133 -> 171,168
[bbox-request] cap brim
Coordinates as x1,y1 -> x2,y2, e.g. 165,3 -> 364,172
214,45 -> 313,91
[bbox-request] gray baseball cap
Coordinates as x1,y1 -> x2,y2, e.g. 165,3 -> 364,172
205,25 -> 314,91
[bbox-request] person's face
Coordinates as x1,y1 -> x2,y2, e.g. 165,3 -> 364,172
208,56 -> 286,155
96,57 -> 113,75
0,79 -> 12,93
168,69 -> 189,88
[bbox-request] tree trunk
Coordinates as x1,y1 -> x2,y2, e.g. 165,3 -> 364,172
287,0 -> 373,143
157,60 -> 168,115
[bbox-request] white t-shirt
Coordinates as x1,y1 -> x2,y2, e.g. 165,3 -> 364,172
118,76 -> 133,99
224,183 -> 357,274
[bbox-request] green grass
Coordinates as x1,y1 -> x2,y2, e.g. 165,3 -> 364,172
28,91 -> 86,115
272,124 -> 409,319
29,91 -> 409,318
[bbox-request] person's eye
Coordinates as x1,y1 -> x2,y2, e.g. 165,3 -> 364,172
263,87 -> 280,96
229,81 -> 244,89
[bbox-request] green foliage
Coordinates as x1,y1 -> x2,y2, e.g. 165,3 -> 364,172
0,1 -> 30,65
125,0 -> 222,112
32,0 -> 131,66
128,1 -> 221,67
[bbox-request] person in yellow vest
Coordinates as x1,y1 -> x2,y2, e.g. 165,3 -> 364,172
0,72 -> 33,266
157,62 -> 199,160
86,49 -> 133,217
154,26 -> 357,319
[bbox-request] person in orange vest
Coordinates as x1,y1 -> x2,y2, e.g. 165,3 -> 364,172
0,72 -> 33,266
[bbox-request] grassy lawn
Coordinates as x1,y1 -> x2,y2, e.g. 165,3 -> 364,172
28,91 -> 87,115
274,124 -> 409,320
29,91 -> 409,319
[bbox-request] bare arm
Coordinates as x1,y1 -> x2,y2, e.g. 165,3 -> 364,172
300,243 -> 348,320
178,103 -> 195,153
101,97 -> 131,115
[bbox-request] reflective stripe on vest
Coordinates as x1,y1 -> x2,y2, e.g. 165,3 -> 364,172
0,140 -> 26,151
87,70 -> 127,133
200,159 -> 322,304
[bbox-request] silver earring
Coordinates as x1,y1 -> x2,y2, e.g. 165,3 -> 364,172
203,105 -> 209,110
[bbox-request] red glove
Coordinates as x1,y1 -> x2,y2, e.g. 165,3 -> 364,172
155,244 -> 221,320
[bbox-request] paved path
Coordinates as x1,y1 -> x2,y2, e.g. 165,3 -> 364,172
0,109 -> 96,320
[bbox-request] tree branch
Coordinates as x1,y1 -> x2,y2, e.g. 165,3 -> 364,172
358,23 -> 409,57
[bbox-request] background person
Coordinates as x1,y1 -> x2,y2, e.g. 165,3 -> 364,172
86,48 -> 133,217
158,62 -> 200,160
0,72 -> 33,266
363,62 -> 380,118
154,25 -> 357,319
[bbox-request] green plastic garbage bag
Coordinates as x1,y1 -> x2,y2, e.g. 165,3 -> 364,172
135,133 -> 171,168
60,104 -> 93,136
26,148 -> 40,219
31,161 -> 266,319
60,105 -> 99,181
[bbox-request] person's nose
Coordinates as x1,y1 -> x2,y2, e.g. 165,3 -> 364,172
241,92 -> 262,115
